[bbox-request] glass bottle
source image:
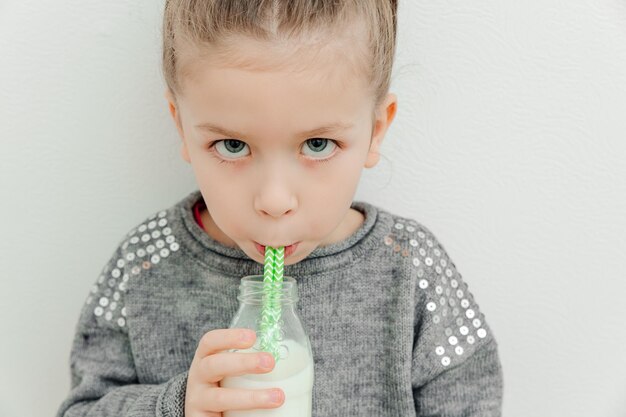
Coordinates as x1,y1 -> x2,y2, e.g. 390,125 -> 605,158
221,275 -> 314,417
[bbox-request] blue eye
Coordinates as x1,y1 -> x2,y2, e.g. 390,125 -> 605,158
214,140 -> 250,158
302,138 -> 336,158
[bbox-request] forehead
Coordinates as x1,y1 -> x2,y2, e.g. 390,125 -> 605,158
176,32 -> 373,127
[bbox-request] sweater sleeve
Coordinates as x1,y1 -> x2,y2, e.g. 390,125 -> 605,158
55,244 -> 188,417
410,227 -> 504,416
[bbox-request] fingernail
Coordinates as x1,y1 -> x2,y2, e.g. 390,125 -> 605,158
240,330 -> 253,342
260,354 -> 273,368
269,390 -> 282,404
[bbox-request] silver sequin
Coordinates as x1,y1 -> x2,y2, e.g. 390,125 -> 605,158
419,279 -> 428,289
158,218 -> 167,227
412,257 -> 421,267
477,328 -> 487,338
442,357 -> 450,366
427,302 -> 437,312
435,346 -> 445,355
448,336 -> 458,346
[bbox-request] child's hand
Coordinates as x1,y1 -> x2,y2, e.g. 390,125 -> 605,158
185,328 -> 285,417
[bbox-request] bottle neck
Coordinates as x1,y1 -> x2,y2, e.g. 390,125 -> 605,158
238,275 -> 299,306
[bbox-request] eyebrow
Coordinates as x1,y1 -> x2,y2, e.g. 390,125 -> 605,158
194,121 -> 354,139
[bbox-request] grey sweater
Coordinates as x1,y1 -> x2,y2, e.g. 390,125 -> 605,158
56,190 -> 503,417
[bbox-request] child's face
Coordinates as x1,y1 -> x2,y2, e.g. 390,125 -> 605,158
165,40 -> 397,265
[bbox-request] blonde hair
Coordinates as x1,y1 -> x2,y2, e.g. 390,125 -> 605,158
162,0 -> 398,113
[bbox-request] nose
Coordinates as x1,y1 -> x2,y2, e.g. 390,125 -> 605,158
254,173 -> 298,218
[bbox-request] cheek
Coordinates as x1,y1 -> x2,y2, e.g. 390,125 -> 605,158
304,161 -> 363,234
195,169 -> 250,234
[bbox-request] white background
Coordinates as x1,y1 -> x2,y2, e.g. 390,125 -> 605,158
1,0 -> 625,416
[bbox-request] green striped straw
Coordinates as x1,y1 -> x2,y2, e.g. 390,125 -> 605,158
259,246 -> 285,362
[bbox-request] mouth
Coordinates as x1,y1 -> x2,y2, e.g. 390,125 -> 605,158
254,241 -> 300,258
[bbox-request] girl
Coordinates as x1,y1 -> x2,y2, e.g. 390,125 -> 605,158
57,1 -> 503,416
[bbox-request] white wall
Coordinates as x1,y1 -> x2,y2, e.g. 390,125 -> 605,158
1,0 -> 625,416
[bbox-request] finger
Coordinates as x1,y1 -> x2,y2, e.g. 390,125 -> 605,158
199,386 -> 284,412
194,328 -> 256,360
199,351 -> 275,383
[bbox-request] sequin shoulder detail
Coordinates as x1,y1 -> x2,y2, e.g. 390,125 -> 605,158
383,216 -> 491,369
84,209 -> 181,328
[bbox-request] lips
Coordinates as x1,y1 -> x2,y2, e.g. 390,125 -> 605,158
255,242 -> 300,258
